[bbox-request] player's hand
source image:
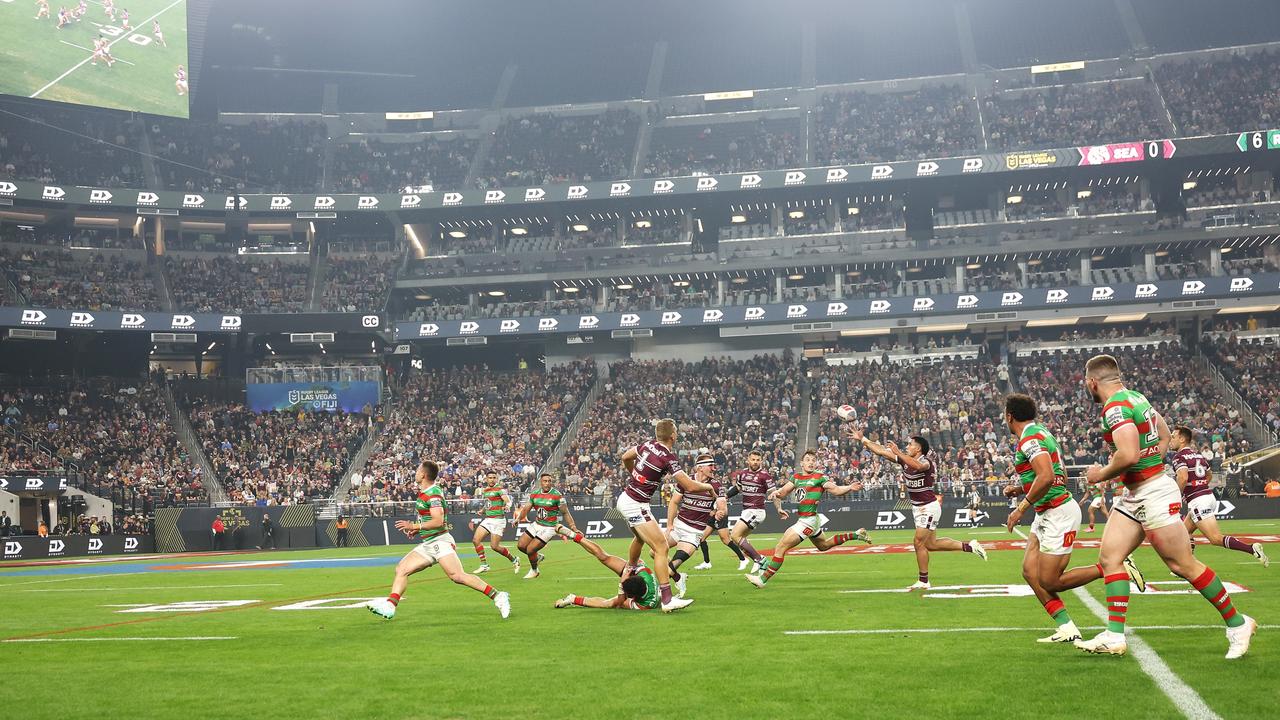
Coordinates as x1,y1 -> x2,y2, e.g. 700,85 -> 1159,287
885,441 -> 901,455
394,520 -> 416,533
1085,464 -> 1106,485
844,426 -> 863,442
468,519 -> 477,531
777,509 -> 789,520
1002,484 -> 1022,498
714,509 -> 726,520
1005,508 -> 1023,533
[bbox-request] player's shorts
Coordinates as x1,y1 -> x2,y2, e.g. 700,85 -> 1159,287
615,493 -> 656,527
670,519 -> 705,546
1112,473 -> 1183,531
1030,501 -> 1082,556
738,509 -> 766,529
478,518 -> 506,535
912,500 -> 942,531
412,533 -> 457,564
1089,495 -> 1106,509
788,514 -> 824,539
524,523 -> 558,543
1185,494 -> 1218,524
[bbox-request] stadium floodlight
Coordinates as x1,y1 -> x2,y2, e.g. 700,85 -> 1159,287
672,280 -> 690,287
730,215 -> 747,223
1183,180 -> 1198,190
415,294 -> 433,300
1155,250 -> 1169,257
487,290 -> 505,297
560,286 -> 580,293
1027,259 -> 1043,266
730,277 -> 748,284
788,274 -> 805,280
965,263 -> 982,269
448,230 -> 467,238
1006,195 -> 1024,204
510,227 -> 528,235
615,284 -> 634,290
847,207 -> 860,215
1219,247 -> 1233,254
788,210 -> 805,219
635,220 -> 652,228
1077,190 -> 1093,199
572,224 -> 590,232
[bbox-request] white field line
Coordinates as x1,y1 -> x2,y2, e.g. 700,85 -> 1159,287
32,0 -> 183,98
0,572 -> 148,589
23,583 -> 285,592
784,624 -> 1276,636
563,569 -> 891,581
58,40 -> 136,65
3,636 -> 237,643
1072,588 -> 1222,720
1011,526 -> 1028,540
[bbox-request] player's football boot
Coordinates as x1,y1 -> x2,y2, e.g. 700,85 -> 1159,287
553,594 -> 576,609
693,561 -> 712,570
537,552 -> 546,566
1075,630 -> 1127,656
475,564 -> 490,574
745,573 -> 766,588
661,596 -> 694,612
1225,615 -> 1257,659
854,528 -> 872,544
750,559 -> 763,575
1251,543 -> 1270,568
366,598 -> 396,620
907,580 -> 931,591
674,573 -> 688,598
494,591 -> 511,619
1123,555 -> 1146,593
737,558 -> 751,571
512,556 -> 521,574
1037,621 -> 1082,643
523,568 -> 540,579
968,540 -> 988,560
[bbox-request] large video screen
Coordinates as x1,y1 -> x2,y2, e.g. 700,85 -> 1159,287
0,0 -> 190,118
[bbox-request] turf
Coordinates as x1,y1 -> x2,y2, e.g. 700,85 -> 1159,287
0,519 -> 1276,719
0,0 -> 189,117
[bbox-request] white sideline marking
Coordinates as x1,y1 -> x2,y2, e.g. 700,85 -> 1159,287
3,636 -> 237,643
1011,526 -> 1028,540
58,40 -> 136,65
25,583 -> 284,593
784,624 -> 1275,636
1072,588 -> 1221,720
0,572 -> 147,588
31,0 -> 183,97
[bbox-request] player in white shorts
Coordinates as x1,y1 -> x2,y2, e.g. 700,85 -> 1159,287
367,460 -> 510,621
152,20 -> 167,48
728,450 -> 786,572
1171,427 -> 1268,567
663,454 -> 724,597
470,470 -> 519,575
36,1 -> 50,20
514,472 -> 580,579
175,65 -> 188,95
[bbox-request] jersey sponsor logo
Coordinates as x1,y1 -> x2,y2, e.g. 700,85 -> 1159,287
1104,405 -> 1126,427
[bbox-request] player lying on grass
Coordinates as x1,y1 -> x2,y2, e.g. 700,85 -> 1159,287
1003,393 -> 1146,644
515,471 -> 581,579
1076,354 -> 1255,659
663,453 -> 725,597
850,428 -> 987,589
728,449 -> 786,572
617,418 -> 714,612
1170,426 -> 1268,567
745,449 -> 871,587
470,469 -> 520,575
367,459 -> 511,621
553,530 -> 661,610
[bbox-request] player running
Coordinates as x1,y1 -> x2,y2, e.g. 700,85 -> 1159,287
119,8 -> 130,31
1171,426 -> 1268,567
728,449 -> 786,572
1075,354 -> 1255,658
104,0 -> 115,21
553,531 -> 660,611
663,454 -> 725,596
367,460 -> 511,621
73,0 -> 85,21
470,470 -> 520,575
174,65 -> 188,96
514,471 -> 580,579
57,7 -> 71,28
850,429 -> 987,589
695,502 -> 747,570
91,38 -> 115,68
744,449 -> 871,588
152,20 -> 167,48
35,1 -> 50,21
1080,481 -> 1112,533
1003,393 -> 1145,644
617,418 -> 714,612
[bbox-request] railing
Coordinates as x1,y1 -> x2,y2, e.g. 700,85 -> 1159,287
246,365 -> 383,384
539,368 -> 605,474
163,382 -> 228,504
1195,349 -> 1279,448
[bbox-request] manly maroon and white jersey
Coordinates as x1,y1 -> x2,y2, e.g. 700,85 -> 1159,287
899,451 -> 938,506
731,468 -> 776,510
676,478 -> 723,530
623,439 -> 683,503
1172,448 -> 1213,502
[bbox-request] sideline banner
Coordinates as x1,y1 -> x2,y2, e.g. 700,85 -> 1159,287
1,535 -> 154,561
247,381 -> 380,413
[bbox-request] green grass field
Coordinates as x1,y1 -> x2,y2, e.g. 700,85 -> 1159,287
0,0 -> 188,117
1,520 -> 1276,719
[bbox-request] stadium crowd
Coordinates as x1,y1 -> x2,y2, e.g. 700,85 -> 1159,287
0,247 -> 160,311
0,100 -> 143,187
1156,51 -> 1280,136
150,118 -> 327,193
331,137 -> 475,193
1203,334 -> 1280,439
165,256 -> 309,313
480,110 -> 639,187
814,86 -> 981,165
321,253 -> 399,313
644,119 -> 803,176
984,81 -> 1166,152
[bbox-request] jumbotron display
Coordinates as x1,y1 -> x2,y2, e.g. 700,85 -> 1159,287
0,0 -> 189,117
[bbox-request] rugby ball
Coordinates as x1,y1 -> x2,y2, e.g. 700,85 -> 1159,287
836,404 -> 856,422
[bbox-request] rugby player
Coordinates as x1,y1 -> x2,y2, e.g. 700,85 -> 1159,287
553,533 -> 660,611
617,418 -> 714,612
1171,426 -> 1268,566
744,449 -> 870,588
514,472 -> 581,579
728,449 -> 786,572
1003,393 -> 1145,644
1080,480 -> 1112,533
664,454 -> 725,596
367,460 -> 511,620
851,428 -> 987,589
469,470 -> 519,575
1075,354 -> 1255,658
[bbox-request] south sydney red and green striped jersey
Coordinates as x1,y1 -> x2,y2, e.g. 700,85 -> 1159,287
1100,388 -> 1166,485
1013,422 -> 1072,511
415,484 -> 451,540
481,486 -> 507,517
628,566 -> 659,610
529,488 -> 564,527
792,472 -> 827,517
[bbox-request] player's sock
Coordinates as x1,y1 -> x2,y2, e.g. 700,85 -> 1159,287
659,583 -> 673,604
738,539 -> 764,562
918,571 -> 929,584
474,544 -> 487,562
727,541 -> 746,561
1104,572 -> 1129,633
571,595 -> 586,606
493,545 -> 515,562
388,592 -> 401,607
670,549 -> 690,574
699,541 -> 710,564
1190,567 -> 1245,628
1222,536 -> 1254,556
1043,598 -> 1072,627
761,555 -> 784,583
961,540 -> 976,553
528,552 -> 539,570
476,584 -> 498,599
830,532 -> 859,546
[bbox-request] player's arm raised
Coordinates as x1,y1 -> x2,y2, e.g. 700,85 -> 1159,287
824,479 -> 862,497
1086,422 -> 1140,485
1006,450 -> 1054,532
769,479 -> 796,502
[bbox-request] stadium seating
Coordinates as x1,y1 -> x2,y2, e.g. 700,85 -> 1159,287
1203,334 -> 1280,439
1156,50 -> 1280,136
983,80 -> 1167,152
0,99 -> 143,187
0,246 -> 161,311
331,136 -> 475,193
149,118 -> 327,193
321,253 -> 400,313
165,255 -> 309,313
482,110 -> 639,187
644,118 -> 803,176
814,86 -> 981,165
